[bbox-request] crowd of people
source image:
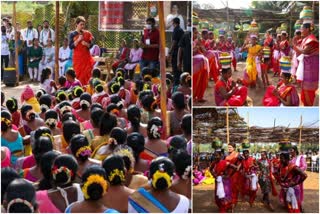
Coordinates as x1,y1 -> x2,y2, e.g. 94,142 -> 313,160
1,14 -> 192,213
193,141 -> 308,213
192,7 -> 319,106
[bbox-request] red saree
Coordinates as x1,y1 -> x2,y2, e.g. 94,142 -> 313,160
215,79 -> 248,106
263,84 -> 299,106
241,157 -> 258,205
72,31 -> 95,85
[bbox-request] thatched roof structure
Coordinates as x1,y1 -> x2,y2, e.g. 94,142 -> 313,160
193,108 -> 319,144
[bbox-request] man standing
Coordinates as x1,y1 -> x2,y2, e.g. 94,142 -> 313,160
169,17 -> 184,86
59,38 -> 71,76
39,20 -> 55,48
178,19 -> 191,75
1,26 -> 10,80
22,20 -> 38,52
140,17 -> 160,71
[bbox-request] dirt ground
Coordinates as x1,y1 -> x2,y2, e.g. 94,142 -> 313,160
193,171 -> 319,213
193,61 -> 319,107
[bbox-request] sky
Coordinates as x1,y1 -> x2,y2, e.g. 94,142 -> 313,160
195,0 -> 253,9
237,108 -> 319,128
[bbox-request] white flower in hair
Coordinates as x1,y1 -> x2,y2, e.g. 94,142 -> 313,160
116,101 -> 123,107
159,163 -> 165,172
182,165 -> 191,180
150,124 -> 161,138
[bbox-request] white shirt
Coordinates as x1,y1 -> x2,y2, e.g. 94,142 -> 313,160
59,46 -> 71,61
1,34 -> 10,55
22,28 -> 38,47
166,14 -> 185,31
39,28 -> 55,46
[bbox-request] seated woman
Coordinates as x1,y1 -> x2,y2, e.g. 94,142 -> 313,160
65,68 -> 82,90
141,117 -> 168,161
69,134 -> 101,182
82,106 -> 104,145
113,145 -> 148,190
91,127 -> 126,161
45,110 -> 61,136
65,165 -> 119,213
37,151 -> 60,191
36,154 -> 83,213
214,53 -> 248,106
20,136 -> 53,182
124,39 -> 143,79
39,39 -> 55,81
177,72 -> 192,97
112,39 -> 129,72
3,179 -> 38,213
128,157 -> 189,213
74,93 -> 91,122
202,167 -> 215,185
168,92 -> 188,136
102,155 -> 135,213
126,132 -> 149,173
20,85 -> 41,114
1,110 -> 24,166
193,165 -> 205,185
140,92 -> 161,124
263,57 -> 299,106
171,150 -> 191,200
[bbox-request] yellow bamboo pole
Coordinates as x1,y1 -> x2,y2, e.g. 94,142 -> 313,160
299,115 -> 303,151
54,1 -> 59,83
13,1 -> 19,85
158,2 -> 167,139
226,107 -> 229,144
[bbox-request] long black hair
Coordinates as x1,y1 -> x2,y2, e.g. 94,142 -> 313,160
40,67 -> 52,84
38,151 -> 60,190
127,105 -> 141,133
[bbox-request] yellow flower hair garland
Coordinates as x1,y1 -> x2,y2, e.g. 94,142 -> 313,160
76,146 -> 92,158
82,174 -> 108,200
152,170 -> 172,189
108,169 -> 125,183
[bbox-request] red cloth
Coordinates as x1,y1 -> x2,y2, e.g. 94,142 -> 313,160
20,85 -> 35,103
301,89 -> 316,106
142,28 -> 160,61
11,111 -> 21,128
193,56 -> 209,100
112,47 -> 129,69
73,31 -> 95,85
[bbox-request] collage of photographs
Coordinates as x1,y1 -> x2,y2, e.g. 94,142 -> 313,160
0,0 -> 319,213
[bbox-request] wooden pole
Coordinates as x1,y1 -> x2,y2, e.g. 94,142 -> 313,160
54,1 -> 59,83
13,1 -> 19,85
158,2 -> 167,139
299,115 -> 303,151
226,107 -> 229,144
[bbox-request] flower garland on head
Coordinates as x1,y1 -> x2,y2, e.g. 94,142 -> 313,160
108,137 -> 118,146
144,74 -> 152,81
82,174 -> 108,200
110,82 -> 120,94
7,198 -> 34,213
76,146 -> 92,158
143,83 -> 151,91
45,118 -> 57,127
150,124 -> 162,138
40,104 -> 49,112
185,75 -> 191,84
113,147 -> 135,171
110,108 -> 120,116
151,163 -> 172,189
1,117 -> 11,126
41,132 -> 54,143
182,165 -> 192,180
150,99 -> 158,111
52,166 -> 74,184
108,168 -> 126,183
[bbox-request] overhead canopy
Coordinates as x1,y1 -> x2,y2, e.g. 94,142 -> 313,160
193,108 -> 319,144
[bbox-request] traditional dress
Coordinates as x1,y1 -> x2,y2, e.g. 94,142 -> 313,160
244,44 -> 262,87
297,34 -> 319,106
69,30 -> 95,85
214,78 -> 248,106
263,84 -> 299,106
211,160 -> 233,212
112,47 -> 129,70
225,151 -> 242,206
257,159 -> 277,198
290,155 -> 307,203
241,157 -> 258,205
193,169 -> 205,185
124,48 -> 143,71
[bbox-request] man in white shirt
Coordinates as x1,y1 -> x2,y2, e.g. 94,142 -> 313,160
1,25 -> 10,80
39,20 -> 55,48
23,20 -> 38,50
166,4 -> 185,31
58,38 -> 71,76
39,39 -> 55,81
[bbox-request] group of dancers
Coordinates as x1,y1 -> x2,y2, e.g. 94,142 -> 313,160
195,140 -> 307,213
192,9 -> 319,106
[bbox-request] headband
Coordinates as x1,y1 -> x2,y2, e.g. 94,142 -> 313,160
7,198 -> 34,213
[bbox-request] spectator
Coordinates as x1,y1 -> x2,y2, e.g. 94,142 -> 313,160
166,4 -> 185,31
169,17 -> 184,86
39,20 -> 55,48
39,39 -> 55,81
58,38 -> 71,76
22,20 -> 38,52
27,38 -> 42,82
124,39 -> 143,79
178,19 -> 191,75
112,39 -> 129,72
1,26 -> 9,80
140,17 -> 159,71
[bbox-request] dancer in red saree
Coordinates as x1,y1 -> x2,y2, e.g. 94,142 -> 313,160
225,143 -> 243,209
293,21 -> 319,106
214,53 -> 248,106
240,145 -> 258,207
276,151 -> 307,213
69,16 -> 95,85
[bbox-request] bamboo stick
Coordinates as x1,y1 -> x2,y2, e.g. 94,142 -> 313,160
157,2 -> 167,139
226,106 -> 229,144
54,1 -> 59,83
